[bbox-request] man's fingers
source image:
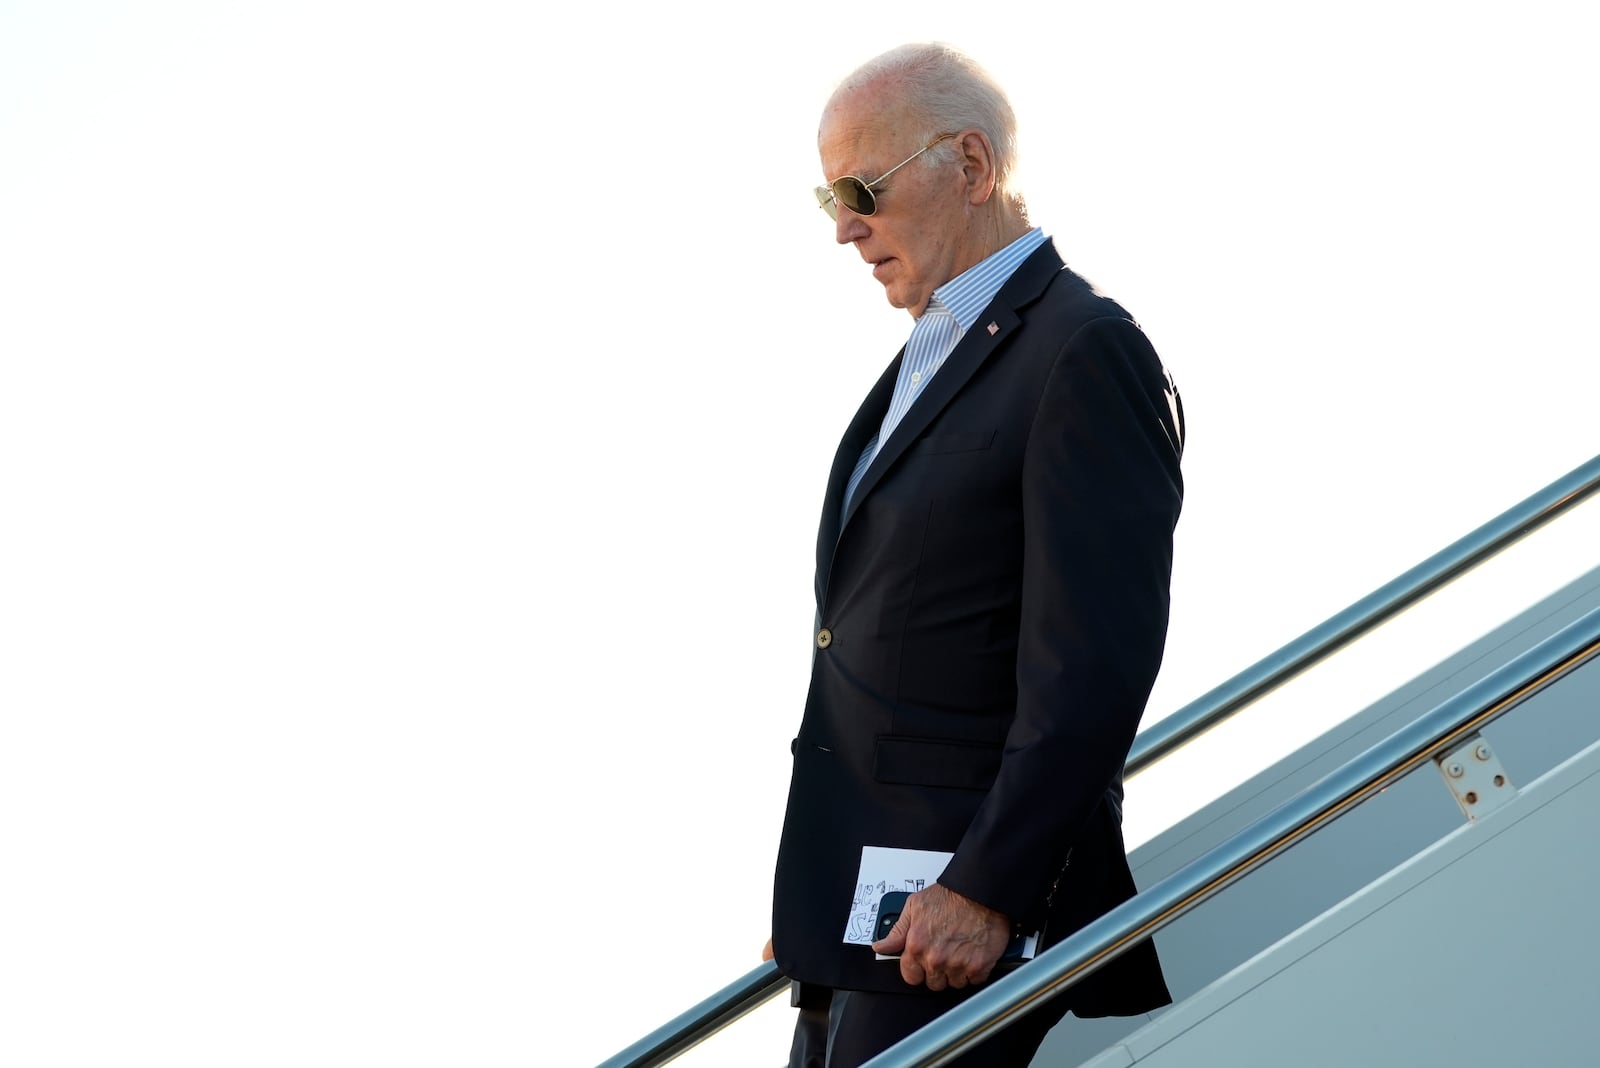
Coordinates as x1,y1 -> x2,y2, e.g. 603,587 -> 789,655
881,885 -> 1009,990
880,913 -> 926,987
760,937 -> 774,962
915,950 -> 974,991
900,955 -> 927,987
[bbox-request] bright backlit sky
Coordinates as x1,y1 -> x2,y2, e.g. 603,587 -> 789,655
3,3 -> 1597,1066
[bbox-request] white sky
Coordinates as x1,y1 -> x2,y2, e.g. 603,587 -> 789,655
3,3 -> 1597,1066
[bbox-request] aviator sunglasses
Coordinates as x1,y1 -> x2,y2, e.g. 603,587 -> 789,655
814,132 -> 958,220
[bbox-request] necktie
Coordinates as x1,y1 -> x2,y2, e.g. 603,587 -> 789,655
842,303 -> 961,517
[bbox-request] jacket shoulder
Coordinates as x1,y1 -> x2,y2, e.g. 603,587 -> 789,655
1001,242 -> 1141,334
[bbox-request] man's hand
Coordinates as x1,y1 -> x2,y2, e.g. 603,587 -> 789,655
761,937 -> 774,962
870,883 -> 1010,991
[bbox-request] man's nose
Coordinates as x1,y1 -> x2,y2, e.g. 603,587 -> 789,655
834,205 -> 869,245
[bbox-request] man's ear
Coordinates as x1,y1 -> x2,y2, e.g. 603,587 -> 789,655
956,129 -> 998,206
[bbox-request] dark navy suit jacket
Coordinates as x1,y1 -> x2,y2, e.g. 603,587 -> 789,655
772,241 -> 1181,1014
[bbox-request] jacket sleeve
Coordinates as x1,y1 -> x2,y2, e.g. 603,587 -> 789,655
936,314 -> 1184,924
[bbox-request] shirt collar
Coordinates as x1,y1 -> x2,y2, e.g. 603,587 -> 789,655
931,227 -> 1047,333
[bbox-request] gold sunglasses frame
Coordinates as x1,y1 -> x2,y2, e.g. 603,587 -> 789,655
814,132 -> 958,220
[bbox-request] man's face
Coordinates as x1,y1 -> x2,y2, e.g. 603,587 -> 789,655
818,87 -> 971,318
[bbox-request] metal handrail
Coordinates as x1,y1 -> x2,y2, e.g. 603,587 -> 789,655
1126,452 -> 1600,774
597,452 -> 1600,1068
864,605 -> 1600,1067
599,961 -> 788,1068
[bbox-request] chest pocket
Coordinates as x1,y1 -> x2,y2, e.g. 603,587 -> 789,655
906,430 -> 995,457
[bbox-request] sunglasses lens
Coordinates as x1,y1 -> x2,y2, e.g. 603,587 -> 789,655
814,185 -> 838,220
832,177 -> 875,217
814,177 -> 878,221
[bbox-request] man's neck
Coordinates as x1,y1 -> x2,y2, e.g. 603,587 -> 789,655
986,205 -> 1032,257
954,208 -> 1031,282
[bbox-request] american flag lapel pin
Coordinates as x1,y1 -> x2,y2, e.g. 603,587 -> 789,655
987,322 -> 999,336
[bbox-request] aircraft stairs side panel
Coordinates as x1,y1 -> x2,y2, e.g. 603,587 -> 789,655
1035,564 -> 1600,1065
1079,730 -> 1600,1067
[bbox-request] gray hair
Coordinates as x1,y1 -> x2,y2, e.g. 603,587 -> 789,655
829,43 -> 1022,205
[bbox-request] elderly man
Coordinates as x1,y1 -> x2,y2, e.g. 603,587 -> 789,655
766,43 -> 1184,1067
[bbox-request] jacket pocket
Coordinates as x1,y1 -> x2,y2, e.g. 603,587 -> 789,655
906,430 -> 995,457
873,736 -> 1002,791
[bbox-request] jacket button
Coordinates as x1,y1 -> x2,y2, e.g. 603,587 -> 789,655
816,628 -> 833,649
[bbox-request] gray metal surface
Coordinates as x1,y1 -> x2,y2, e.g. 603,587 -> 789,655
1039,563 -> 1600,1066
1434,733 -> 1517,821
863,606 -> 1600,1067
1081,734 -> 1600,1067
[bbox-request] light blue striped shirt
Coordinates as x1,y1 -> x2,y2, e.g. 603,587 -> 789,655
843,227 -> 1049,515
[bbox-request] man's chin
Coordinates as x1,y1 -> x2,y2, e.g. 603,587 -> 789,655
884,291 -> 930,317
879,284 -> 920,314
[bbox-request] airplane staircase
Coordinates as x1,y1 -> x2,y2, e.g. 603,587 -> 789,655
600,453 -> 1600,1068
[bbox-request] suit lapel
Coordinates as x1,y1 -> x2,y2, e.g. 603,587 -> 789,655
816,349 -> 902,603
838,243 -> 1066,535
836,304 -> 1015,534
815,241 -> 1070,605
